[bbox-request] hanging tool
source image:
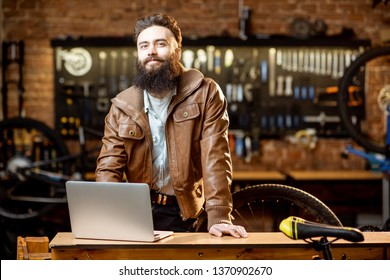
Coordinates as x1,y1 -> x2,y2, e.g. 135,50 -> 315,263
276,75 -> 284,96
314,85 -> 362,106
303,111 -> 340,127
1,41 -> 25,119
118,50 -> 130,92
182,49 -> 195,69
238,0 -> 251,40
214,49 -> 222,75
268,48 -> 276,96
96,51 -> 109,112
224,49 -> 234,68
109,50 -> 119,97
285,75 -> 293,96
194,49 -> 207,72
206,45 -> 215,73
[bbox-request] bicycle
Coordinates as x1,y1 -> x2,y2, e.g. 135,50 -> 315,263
0,116 -> 103,220
337,44 -> 390,227
338,45 -> 390,168
279,216 -> 364,260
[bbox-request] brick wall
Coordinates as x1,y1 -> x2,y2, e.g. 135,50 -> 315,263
1,0 -> 389,170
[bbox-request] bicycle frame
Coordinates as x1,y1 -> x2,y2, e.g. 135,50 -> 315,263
0,117 -> 103,220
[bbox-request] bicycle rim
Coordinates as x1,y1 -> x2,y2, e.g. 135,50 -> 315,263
232,184 -> 342,232
338,46 -> 390,155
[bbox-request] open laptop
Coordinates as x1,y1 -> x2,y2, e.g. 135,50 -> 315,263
65,180 -> 173,242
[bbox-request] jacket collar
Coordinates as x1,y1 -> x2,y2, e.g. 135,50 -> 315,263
112,68 -> 204,115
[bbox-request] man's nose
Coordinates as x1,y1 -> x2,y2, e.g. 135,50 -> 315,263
147,45 -> 157,56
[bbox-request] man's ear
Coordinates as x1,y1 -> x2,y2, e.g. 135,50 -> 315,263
175,47 -> 182,60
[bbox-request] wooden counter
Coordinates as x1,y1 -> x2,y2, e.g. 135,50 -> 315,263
233,170 -> 285,181
232,169 -> 383,182
286,170 -> 389,224
49,232 -> 390,260
285,170 -> 383,181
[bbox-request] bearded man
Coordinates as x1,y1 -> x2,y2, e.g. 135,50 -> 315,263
96,13 -> 247,238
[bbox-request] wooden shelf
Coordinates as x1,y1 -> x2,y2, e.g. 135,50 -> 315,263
286,170 -> 383,181
232,169 -> 383,182
233,170 -> 285,181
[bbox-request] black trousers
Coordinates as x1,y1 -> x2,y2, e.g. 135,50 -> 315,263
152,203 -> 206,232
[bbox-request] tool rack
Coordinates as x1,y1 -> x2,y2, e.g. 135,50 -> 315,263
51,36 -> 370,141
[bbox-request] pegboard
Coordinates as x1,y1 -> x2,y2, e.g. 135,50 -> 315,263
51,36 -> 370,140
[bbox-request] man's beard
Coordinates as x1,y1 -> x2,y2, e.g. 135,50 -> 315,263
133,55 -> 182,95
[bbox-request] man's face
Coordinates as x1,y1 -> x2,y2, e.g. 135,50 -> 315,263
136,25 -> 181,72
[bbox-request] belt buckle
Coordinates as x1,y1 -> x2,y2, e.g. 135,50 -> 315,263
162,195 -> 167,205
157,194 -> 168,205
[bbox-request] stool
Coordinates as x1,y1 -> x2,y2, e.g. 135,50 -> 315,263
17,236 -> 51,260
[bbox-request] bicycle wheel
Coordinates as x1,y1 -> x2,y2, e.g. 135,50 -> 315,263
232,184 -> 342,232
338,46 -> 390,155
0,117 -> 70,219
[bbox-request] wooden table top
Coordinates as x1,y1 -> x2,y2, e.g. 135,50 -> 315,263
49,232 -> 390,260
50,231 -> 390,249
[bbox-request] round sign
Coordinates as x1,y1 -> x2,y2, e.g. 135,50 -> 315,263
63,47 -> 93,76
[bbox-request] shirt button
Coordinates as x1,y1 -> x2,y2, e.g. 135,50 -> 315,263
129,130 -> 135,136
183,111 -> 189,118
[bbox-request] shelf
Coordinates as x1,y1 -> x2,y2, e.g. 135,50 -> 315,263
233,170 -> 285,181
286,170 -> 383,181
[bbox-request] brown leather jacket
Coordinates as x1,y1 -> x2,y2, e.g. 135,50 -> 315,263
95,68 -> 233,229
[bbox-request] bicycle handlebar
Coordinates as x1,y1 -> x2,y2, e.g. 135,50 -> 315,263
279,216 -> 364,243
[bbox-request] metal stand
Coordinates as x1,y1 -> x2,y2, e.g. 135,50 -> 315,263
382,176 -> 390,225
312,237 -> 333,260
343,145 -> 390,227
1,40 -> 25,119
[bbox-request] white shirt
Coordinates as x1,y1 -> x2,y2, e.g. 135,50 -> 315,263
144,89 -> 176,195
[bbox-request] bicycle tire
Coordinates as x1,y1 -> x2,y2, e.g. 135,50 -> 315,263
0,117 -> 70,220
338,46 -> 390,155
232,184 -> 342,232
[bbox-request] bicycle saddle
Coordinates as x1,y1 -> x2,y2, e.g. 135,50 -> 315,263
279,216 -> 364,243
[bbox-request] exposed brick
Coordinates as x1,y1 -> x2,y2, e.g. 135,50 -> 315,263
1,0 -> 389,171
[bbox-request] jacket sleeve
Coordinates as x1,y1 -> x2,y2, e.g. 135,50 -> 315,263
95,106 -> 127,182
200,80 -> 234,229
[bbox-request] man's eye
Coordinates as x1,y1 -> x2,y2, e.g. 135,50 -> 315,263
157,42 -> 166,47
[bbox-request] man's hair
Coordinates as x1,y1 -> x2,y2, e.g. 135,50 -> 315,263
133,13 -> 182,48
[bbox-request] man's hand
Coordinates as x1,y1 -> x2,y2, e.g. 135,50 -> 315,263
209,223 -> 248,238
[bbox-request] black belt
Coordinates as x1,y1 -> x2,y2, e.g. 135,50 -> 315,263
150,190 -> 178,206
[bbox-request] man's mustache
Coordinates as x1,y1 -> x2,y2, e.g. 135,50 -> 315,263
144,57 -> 164,63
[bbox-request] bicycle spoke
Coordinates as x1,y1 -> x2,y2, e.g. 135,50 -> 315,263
232,184 -> 342,232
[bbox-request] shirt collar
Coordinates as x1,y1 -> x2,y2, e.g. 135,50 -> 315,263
144,88 -> 177,113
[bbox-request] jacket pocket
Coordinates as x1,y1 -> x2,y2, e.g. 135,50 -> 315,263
173,104 -> 200,123
118,123 -> 144,140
